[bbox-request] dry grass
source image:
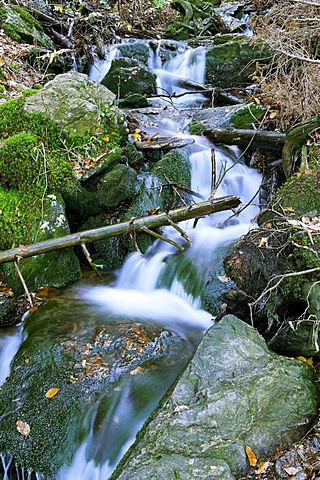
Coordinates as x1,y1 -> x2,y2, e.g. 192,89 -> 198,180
251,0 -> 320,131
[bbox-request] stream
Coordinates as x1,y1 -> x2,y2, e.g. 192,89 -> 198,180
0,40 -> 262,479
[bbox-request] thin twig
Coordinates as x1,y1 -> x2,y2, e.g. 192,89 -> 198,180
141,226 -> 185,252
13,260 -> 33,307
81,243 -> 103,279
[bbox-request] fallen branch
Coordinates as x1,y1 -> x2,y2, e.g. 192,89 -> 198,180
204,128 -> 286,151
0,196 -> 240,264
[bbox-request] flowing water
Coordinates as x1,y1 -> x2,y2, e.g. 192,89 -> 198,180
0,40 -> 262,479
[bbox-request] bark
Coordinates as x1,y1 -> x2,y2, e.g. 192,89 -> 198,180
204,128 -> 286,151
282,113 -> 320,177
0,196 -> 240,264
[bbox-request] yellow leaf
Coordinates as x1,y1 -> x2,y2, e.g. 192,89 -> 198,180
269,111 -> 278,119
132,131 -> 141,142
16,420 -> 30,437
297,356 -> 313,367
130,366 -> 144,376
283,206 -> 295,213
255,461 -> 270,474
103,135 -> 109,142
245,445 -> 258,467
45,387 -> 60,399
54,4 -> 64,13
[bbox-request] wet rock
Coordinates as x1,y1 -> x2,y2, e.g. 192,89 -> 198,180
135,136 -> 195,150
205,34 -> 271,88
96,163 -> 139,210
0,293 -> 194,477
112,315 -> 319,480
101,58 -> 157,100
189,103 -> 265,135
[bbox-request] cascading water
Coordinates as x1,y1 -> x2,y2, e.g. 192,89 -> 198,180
0,39 -> 262,479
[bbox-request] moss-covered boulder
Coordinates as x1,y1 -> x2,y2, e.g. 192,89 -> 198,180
205,35 -> 270,88
96,164 -> 139,210
24,72 -> 127,147
86,148 -> 192,270
0,291 -> 195,477
101,58 -> 157,100
0,4 -> 53,48
3,194 -> 81,295
112,315 -> 319,480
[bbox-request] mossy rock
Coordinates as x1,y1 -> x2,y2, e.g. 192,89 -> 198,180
0,4 -> 53,48
118,94 -> 150,108
189,103 -> 265,135
0,293 -> 190,476
117,42 -> 150,65
230,103 -> 265,129
96,164 -> 139,210
112,315 -> 319,479
273,162 -> 320,216
0,298 -> 16,327
24,72 -> 127,149
3,195 -> 81,294
205,35 -> 271,88
101,58 -> 157,100
122,142 -> 144,169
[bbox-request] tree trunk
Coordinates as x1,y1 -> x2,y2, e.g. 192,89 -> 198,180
204,128 -> 286,151
0,196 -> 240,264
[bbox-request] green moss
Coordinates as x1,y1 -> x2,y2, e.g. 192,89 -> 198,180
12,5 -> 40,29
274,161 -> 320,215
230,103 -> 265,129
188,122 -> 204,135
0,187 -> 41,249
2,24 -> 21,41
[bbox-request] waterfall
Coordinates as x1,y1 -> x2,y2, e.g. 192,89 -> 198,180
0,39 -> 263,480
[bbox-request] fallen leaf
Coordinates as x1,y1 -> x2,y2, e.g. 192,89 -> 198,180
283,466 -> 300,475
217,275 -> 229,283
16,420 -> 30,437
269,111 -> 278,119
245,445 -> 258,467
45,387 -> 60,399
130,366 -> 144,376
255,461 -> 270,474
283,206 -> 295,213
19,245 -> 28,252
297,356 -> 313,367
132,130 -> 141,142
258,237 -> 268,248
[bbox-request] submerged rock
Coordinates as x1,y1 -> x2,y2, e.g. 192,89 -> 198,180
112,315 -> 319,480
0,292 -> 195,477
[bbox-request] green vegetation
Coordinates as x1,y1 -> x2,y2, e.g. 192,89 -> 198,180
0,98 -> 75,249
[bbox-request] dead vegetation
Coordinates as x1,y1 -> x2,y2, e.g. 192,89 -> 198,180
251,0 -> 320,131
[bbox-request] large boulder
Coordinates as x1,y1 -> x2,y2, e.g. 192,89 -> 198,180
0,291 -> 198,477
24,72 -> 127,143
112,315 -> 319,480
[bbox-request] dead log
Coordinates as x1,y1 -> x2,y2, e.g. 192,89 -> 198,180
204,128 -> 286,151
0,196 -> 240,264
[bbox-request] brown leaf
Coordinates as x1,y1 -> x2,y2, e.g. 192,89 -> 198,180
45,387 -> 60,399
19,245 -> 28,252
16,420 -> 30,437
245,445 -> 258,467
255,461 -> 270,474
